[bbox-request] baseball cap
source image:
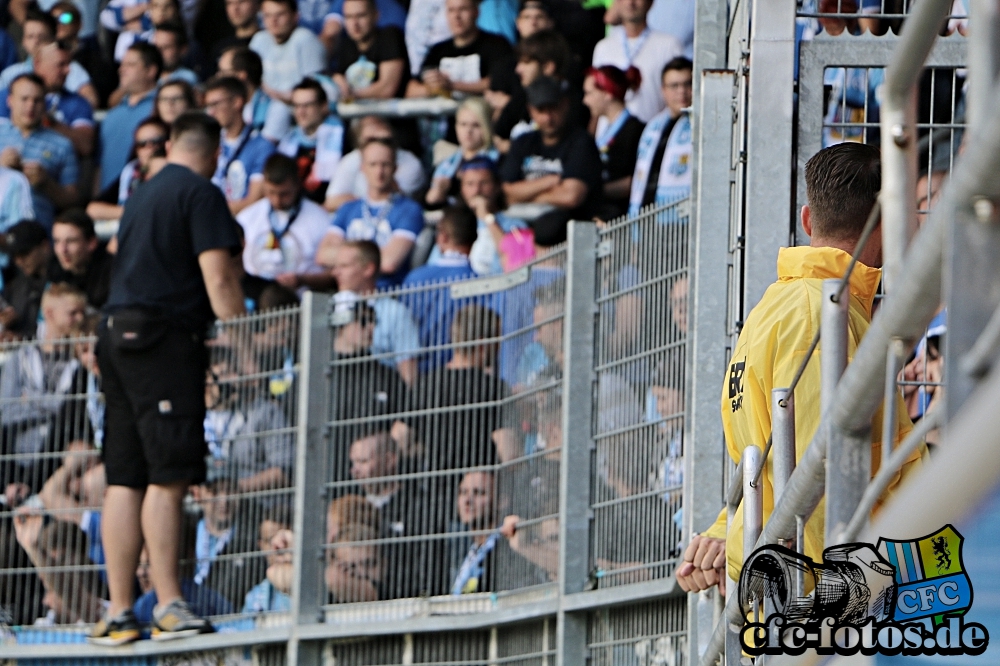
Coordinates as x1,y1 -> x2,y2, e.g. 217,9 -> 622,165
5,220 -> 48,258
525,76 -> 565,109
519,0 -> 552,14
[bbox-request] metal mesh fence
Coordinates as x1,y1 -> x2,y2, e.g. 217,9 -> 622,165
796,0 -> 968,32
590,201 -> 689,589
0,646 -> 286,666
588,598 -> 687,666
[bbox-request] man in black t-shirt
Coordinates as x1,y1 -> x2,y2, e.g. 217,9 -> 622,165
91,113 -> 246,646
333,0 -> 410,99
48,210 -> 112,310
406,0 -> 513,98
499,76 -> 603,246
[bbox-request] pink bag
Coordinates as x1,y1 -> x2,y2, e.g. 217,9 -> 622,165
499,227 -> 536,271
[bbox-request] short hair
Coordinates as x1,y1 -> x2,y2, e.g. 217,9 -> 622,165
171,111 -> 222,156
42,282 -> 86,308
223,46 -> 263,87
456,96 -> 493,148
262,501 -> 293,529
334,523 -> 379,546
661,56 -> 693,80
259,283 -> 300,310
516,29 -> 568,76
451,304 -> 501,344
53,209 -> 96,240
9,73 -> 45,94
343,240 -> 381,270
127,41 -> 164,79
263,152 -> 300,185
262,0 -> 297,12
352,430 -> 397,457
136,116 -> 171,138
24,9 -> 57,38
804,143 -> 881,241
327,495 -> 380,540
292,77 -> 328,105
342,0 -> 378,13
360,136 -> 397,160
51,2 -> 81,24
438,205 -> 478,250
205,75 -> 248,102
156,79 -> 196,110
154,21 -> 188,47
351,115 -> 392,146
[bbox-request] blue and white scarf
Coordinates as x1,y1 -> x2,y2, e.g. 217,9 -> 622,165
628,111 -> 692,216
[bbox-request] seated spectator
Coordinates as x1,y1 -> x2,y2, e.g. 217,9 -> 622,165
217,46 -> 292,143
448,471 -> 549,594
411,303 -> 516,469
242,504 -> 294,614
153,79 -> 196,124
0,166 -> 34,282
152,22 -> 200,87
402,205 -> 477,359
483,0 -> 554,121
406,0 -> 513,99
87,117 -> 169,222
133,542 -> 234,624
250,0 -> 326,103
583,65 -> 645,221
591,0 -> 682,123
33,442 -> 106,560
0,41 -> 94,159
458,157 -> 530,275
425,97 -> 498,207
321,138 -> 424,286
277,78 -> 345,205
237,153 -> 335,292
323,115 -> 426,211
51,2 -> 118,108
500,76 -> 603,247
326,241 -> 420,384
0,10 -> 98,108
0,220 -> 52,339
628,57 -> 691,216
204,76 -> 277,214
331,0 -> 409,101
204,352 -> 294,492
208,0 -> 261,68
98,43 -> 161,192
325,523 -> 384,602
190,472 -> 265,609
321,0 -> 407,57
47,210 -> 112,309
110,0 -> 182,63
327,493 -> 381,544
0,283 -> 85,491
515,282 -> 562,386
0,75 -> 78,228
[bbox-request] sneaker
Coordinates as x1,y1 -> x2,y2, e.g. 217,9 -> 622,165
88,608 -> 141,646
150,599 -> 215,641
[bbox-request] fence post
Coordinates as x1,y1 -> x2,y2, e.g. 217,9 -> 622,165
287,292 -> 332,666
726,445 -> 763,663
556,220 -> 597,666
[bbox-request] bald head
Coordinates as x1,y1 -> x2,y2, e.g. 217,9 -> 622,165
34,41 -> 71,90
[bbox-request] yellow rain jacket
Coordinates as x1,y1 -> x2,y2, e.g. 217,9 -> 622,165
703,245 -> 923,581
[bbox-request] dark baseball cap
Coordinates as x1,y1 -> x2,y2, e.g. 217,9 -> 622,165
5,220 -> 48,257
519,0 -> 552,15
525,76 -> 565,109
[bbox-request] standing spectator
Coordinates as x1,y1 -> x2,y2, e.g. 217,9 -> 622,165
208,0 -> 261,66
152,23 -> 200,86
582,65 -> 645,220
321,138 -> 424,286
154,79 -> 196,124
0,220 -> 49,339
425,97 -> 498,206
324,116 -> 426,211
98,42 -> 160,191
48,209 -> 112,309
50,2 -> 117,108
406,0 -> 513,99
237,153 -> 335,291
500,76 -> 602,247
326,241 -> 420,384
277,78 -> 344,204
90,113 -> 244,645
249,0 -> 326,103
331,0 -> 410,101
0,11 -> 98,108
459,157 -> 529,276
0,42 -> 95,158
217,46 -> 292,143
242,506 -> 294,614
627,57 -> 691,215
320,0 -> 406,57
0,74 -> 78,228
403,0 -> 450,79
204,76 -> 276,214
591,0 -> 682,122
88,117 -> 168,222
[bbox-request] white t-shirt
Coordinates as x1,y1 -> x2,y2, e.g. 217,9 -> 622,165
592,26 -> 683,123
249,28 -> 326,94
237,196 -> 331,280
327,148 -> 426,199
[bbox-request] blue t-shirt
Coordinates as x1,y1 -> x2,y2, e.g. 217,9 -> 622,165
402,252 -> 477,370
0,88 -> 94,127
99,90 -> 155,190
212,127 -> 276,202
477,0 -> 517,43
330,195 -> 425,286
0,124 -> 77,226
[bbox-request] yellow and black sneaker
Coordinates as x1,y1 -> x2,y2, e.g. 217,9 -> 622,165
88,608 -> 141,646
151,599 -> 215,641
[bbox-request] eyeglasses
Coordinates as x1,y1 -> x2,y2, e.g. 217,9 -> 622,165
291,100 -> 321,110
135,137 -> 167,148
205,96 -> 235,110
663,80 -> 693,91
158,94 -> 187,104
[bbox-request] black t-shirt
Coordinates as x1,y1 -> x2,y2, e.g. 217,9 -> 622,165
420,31 -> 513,83
47,243 -> 113,309
335,26 -> 411,99
104,164 -> 242,333
499,126 -> 604,221
597,114 -> 645,220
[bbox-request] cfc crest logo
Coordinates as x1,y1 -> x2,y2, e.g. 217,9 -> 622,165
737,526 -> 989,657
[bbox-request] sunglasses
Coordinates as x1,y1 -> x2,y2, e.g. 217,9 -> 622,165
135,137 -> 167,148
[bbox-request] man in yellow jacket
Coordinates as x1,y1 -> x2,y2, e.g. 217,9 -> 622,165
675,143 -> 923,593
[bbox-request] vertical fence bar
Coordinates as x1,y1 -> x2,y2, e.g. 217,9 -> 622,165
556,221 -> 597,666
771,389 -> 796,534
820,280 -> 848,414
287,292 -> 331,666
882,339 -> 905,467
725,445 -> 762,663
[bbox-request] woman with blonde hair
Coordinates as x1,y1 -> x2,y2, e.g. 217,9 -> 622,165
425,97 -> 500,206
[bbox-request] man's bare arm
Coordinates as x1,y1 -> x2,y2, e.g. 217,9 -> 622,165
502,174 -> 560,203
199,248 -> 247,319
534,178 -> 587,209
